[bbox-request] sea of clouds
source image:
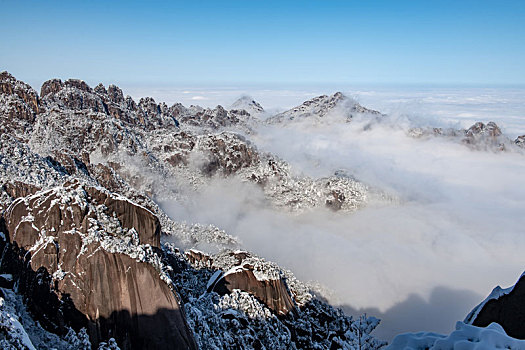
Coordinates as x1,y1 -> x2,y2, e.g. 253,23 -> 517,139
161,86 -> 525,340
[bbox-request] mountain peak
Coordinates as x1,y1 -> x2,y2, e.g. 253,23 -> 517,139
265,91 -> 382,124
230,95 -> 264,114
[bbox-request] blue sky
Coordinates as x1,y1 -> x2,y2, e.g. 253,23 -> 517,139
1,0 -> 524,87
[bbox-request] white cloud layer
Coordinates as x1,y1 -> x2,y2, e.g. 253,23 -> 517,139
121,85 -> 525,136
161,89 -> 525,340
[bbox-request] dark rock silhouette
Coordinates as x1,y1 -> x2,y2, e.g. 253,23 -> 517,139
469,273 -> 525,340
515,135 -> 525,148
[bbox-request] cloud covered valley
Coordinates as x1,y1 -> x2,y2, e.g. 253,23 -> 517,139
162,91 -> 525,339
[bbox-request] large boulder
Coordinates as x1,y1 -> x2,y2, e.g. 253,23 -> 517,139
210,266 -> 296,316
208,251 -> 296,316
2,182 -> 196,349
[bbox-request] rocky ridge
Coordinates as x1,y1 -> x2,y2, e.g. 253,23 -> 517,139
408,120 -> 525,152
0,71 -> 386,349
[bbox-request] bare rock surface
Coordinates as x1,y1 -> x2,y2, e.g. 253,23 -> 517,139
207,250 -> 296,316
0,72 -> 39,141
2,182 -> 196,349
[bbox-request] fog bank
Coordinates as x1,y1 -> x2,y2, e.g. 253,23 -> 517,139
162,100 -> 525,339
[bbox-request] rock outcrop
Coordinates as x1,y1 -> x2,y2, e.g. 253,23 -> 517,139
408,121 -> 519,152
465,272 -> 525,340
0,71 -> 39,140
1,182 -> 196,349
206,250 -> 296,316
463,121 -> 506,150
210,267 -> 296,316
515,135 -> 525,148
176,104 -> 252,130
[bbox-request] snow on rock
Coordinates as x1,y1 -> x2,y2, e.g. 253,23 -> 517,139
0,71 -> 389,349
209,253 -> 297,316
0,294 -> 36,350
2,182 -> 197,349
5,69 -> 370,214
163,221 -> 241,251
0,71 -> 39,142
0,288 -> 90,349
266,92 -> 382,124
0,134 -> 71,192
239,153 -> 369,212
229,95 -> 265,116
408,121 -> 522,152
162,243 -> 386,350
176,103 -> 255,133
387,321 -> 525,350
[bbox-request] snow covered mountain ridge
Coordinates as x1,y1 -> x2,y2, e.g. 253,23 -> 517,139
1,71 -> 524,349
0,72 -> 388,349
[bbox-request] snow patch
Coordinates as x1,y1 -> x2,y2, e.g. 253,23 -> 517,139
387,321 -> 525,350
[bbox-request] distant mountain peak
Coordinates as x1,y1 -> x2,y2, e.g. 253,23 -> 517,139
266,91 -> 381,124
230,95 -> 264,114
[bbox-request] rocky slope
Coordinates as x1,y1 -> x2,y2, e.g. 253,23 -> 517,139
0,71 -> 387,349
2,181 -> 196,349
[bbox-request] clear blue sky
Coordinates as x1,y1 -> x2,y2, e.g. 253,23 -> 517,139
1,0 -> 524,87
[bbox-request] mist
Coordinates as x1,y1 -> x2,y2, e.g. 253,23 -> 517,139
160,99 -> 525,340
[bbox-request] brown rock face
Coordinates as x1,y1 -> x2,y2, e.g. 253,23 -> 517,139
0,72 -> 40,139
2,181 -> 41,200
211,266 -> 296,316
41,78 -> 65,97
85,186 -> 161,247
0,71 -> 39,116
78,250 -> 194,350
65,79 -> 92,93
3,182 -> 196,349
186,249 -> 213,268
470,274 -> 525,339
40,78 -> 107,113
